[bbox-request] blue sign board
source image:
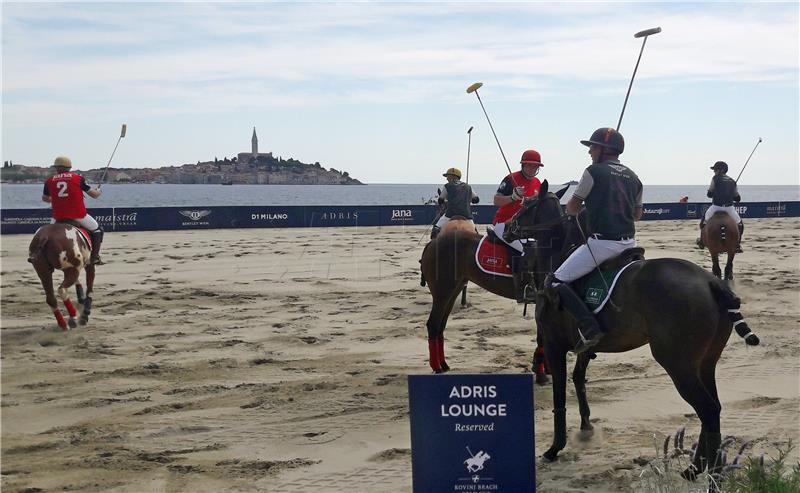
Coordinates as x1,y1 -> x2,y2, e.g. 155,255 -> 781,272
408,374 -> 535,493
2,201 -> 798,234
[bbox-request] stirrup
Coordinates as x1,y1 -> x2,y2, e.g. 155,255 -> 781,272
695,237 -> 705,249
573,330 -> 602,355
735,244 -> 743,253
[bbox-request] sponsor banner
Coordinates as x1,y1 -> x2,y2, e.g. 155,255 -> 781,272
2,202 -> 798,234
408,374 -> 535,493
304,207 -> 381,227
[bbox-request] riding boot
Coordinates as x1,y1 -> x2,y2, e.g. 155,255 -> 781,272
89,229 -> 104,265
511,255 -> 535,304
696,218 -> 706,249
430,226 -> 441,240
736,222 -> 744,253
555,282 -> 602,354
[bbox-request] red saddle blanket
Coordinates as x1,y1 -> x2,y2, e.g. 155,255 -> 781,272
475,235 -> 514,277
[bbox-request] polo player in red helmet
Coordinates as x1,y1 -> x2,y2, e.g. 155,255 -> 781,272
492,149 -> 544,250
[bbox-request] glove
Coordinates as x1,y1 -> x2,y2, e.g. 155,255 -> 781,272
471,196 -> 480,204
511,187 -> 525,201
437,197 -> 445,205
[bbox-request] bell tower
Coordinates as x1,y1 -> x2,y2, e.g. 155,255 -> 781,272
251,127 -> 258,157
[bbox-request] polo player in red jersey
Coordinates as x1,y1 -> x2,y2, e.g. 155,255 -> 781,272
42,156 -> 105,265
491,149 -> 544,251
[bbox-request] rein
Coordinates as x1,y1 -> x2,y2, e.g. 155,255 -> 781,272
505,195 -> 570,241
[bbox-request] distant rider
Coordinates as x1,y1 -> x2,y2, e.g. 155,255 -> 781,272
492,149 -> 544,251
42,156 -> 105,265
547,128 -> 643,354
431,167 -> 479,239
696,161 -> 743,252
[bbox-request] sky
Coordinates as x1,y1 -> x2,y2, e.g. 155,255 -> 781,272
2,2 -> 798,185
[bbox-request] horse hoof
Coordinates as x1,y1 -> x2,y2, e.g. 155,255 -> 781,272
680,465 -> 698,482
535,373 -> 550,386
745,334 -> 760,346
433,369 -> 445,374
79,316 -> 89,326
440,362 -> 450,372
542,449 -> 559,462
68,318 -> 77,329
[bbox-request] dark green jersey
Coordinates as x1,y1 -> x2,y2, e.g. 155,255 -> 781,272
573,159 -> 643,238
443,181 -> 473,219
708,174 -> 740,206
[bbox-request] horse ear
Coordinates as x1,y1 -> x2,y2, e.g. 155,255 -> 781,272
540,180 -> 549,196
555,184 -> 569,199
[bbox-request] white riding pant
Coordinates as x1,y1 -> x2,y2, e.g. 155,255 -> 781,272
51,214 -> 99,232
704,204 -> 741,223
491,222 -> 523,253
553,237 -> 637,283
435,215 -> 475,230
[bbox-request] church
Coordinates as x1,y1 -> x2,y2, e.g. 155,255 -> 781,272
236,127 -> 273,163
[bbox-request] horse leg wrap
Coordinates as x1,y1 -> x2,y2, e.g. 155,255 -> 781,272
428,338 -> 442,372
53,309 -> 67,330
76,284 -> 85,304
533,346 -> 547,376
437,336 -> 448,371
84,296 -> 93,315
63,299 -> 77,318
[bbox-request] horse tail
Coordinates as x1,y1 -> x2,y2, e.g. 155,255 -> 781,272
719,224 -> 726,243
709,280 -> 759,346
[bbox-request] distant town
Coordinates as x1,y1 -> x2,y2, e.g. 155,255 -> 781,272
0,128 -> 362,186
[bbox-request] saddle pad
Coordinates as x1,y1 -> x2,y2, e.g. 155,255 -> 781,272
475,235 -> 513,277
581,260 -> 642,313
74,227 -> 92,249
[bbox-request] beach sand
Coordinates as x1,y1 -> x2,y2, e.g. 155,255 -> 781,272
2,218 -> 798,492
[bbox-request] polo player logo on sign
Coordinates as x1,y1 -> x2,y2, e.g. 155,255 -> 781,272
464,446 -> 490,473
179,210 -> 211,221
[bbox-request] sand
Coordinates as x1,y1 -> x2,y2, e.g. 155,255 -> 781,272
1,218 -> 798,492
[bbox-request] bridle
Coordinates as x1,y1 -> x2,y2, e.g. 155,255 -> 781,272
503,193 -> 570,243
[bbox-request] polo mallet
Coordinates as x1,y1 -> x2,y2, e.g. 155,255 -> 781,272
465,126 -> 474,183
617,27 -> 662,131
735,137 -> 763,183
467,82 -> 518,187
98,123 -> 127,188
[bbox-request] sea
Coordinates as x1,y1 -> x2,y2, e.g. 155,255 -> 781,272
1,183 -> 798,209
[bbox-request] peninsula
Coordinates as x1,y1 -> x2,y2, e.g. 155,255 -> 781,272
0,128 -> 363,185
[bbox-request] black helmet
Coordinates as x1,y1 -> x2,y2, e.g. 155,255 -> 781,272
580,127 -> 625,154
710,161 -> 728,173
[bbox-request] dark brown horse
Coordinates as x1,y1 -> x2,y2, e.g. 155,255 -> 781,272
505,180 -> 757,485
28,223 -> 96,330
419,215 -> 550,383
701,211 -> 739,281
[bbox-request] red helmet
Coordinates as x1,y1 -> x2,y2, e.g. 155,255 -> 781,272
520,149 -> 544,167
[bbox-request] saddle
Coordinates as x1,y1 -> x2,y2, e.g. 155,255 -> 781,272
571,247 -> 645,313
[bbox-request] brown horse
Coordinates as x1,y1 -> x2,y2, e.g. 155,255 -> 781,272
419,216 -> 550,383
28,223 -> 96,330
701,211 -> 739,281
505,181 -> 757,486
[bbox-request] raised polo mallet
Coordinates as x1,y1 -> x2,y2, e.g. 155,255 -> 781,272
98,123 -> 127,188
735,137 -> 763,183
616,27 -> 662,131
465,126 -> 474,183
467,82 -> 517,186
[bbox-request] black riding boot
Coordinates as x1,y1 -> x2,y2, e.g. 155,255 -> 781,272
736,222 -> 744,252
696,218 -> 706,249
90,229 -> 104,265
430,226 -> 441,240
555,282 -> 602,354
511,255 -> 535,304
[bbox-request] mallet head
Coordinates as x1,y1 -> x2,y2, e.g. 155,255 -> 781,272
634,27 -> 662,38
121,124 -> 127,138
467,126 -> 474,134
467,82 -> 483,94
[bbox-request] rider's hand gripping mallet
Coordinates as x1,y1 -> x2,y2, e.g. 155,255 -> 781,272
98,123 -> 127,188
467,82 -> 519,187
